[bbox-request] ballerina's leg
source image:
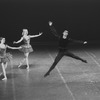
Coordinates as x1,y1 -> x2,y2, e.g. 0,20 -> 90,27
25,53 -> 29,70
1,63 -> 7,80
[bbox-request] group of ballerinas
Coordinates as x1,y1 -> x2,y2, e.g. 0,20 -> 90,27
0,21 -> 88,80
0,29 -> 43,80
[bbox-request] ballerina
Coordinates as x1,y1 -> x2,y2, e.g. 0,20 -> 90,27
0,37 -> 21,80
13,29 -> 43,70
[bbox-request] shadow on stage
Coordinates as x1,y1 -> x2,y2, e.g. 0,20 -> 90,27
12,64 -> 38,69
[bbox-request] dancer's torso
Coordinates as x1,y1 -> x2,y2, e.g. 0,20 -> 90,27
23,36 -> 30,45
0,44 -> 6,56
59,37 -> 71,50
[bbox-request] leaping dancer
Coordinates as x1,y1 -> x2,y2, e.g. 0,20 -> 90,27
13,29 -> 43,70
44,21 -> 88,77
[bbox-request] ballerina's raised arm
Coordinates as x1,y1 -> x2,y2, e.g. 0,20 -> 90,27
29,32 -> 43,38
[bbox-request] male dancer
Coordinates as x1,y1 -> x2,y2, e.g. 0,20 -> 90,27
44,21 -> 87,77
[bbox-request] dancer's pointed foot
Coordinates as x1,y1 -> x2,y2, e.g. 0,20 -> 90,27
82,60 -> 87,63
26,66 -> 29,71
18,63 -> 22,68
2,77 -> 7,80
44,72 -> 50,77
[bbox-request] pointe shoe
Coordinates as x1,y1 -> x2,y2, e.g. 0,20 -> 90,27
2,77 -> 7,80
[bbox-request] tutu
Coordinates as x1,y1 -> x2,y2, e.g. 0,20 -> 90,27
19,44 -> 33,53
0,53 -> 12,63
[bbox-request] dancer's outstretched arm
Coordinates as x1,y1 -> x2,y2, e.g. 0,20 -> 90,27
7,45 -> 21,49
69,38 -> 87,44
13,37 -> 23,44
49,21 -> 60,38
29,32 -> 43,38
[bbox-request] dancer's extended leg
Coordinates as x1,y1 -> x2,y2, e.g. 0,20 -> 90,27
44,51 -> 63,77
65,51 -> 87,63
18,58 -> 25,68
1,63 -> 7,80
25,53 -> 29,70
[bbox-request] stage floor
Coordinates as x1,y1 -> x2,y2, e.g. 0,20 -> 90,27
0,46 -> 100,100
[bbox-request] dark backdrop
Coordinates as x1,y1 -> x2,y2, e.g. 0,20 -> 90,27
0,0 -> 100,45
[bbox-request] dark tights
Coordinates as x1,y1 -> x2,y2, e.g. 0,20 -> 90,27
45,49 -> 87,76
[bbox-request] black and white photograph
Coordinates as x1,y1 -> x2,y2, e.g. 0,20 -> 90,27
0,0 -> 100,100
